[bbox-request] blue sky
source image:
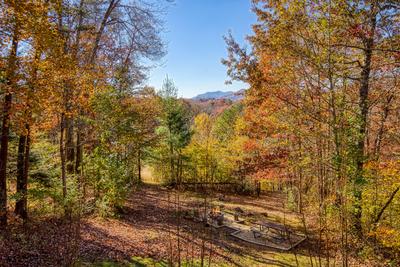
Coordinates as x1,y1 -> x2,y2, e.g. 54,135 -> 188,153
146,0 -> 257,98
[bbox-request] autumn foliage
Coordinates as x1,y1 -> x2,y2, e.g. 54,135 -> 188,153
0,0 -> 399,265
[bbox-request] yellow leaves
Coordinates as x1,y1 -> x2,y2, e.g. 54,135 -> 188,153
183,109 -> 249,182
234,116 -> 246,134
374,225 -> 400,249
193,113 -> 212,133
365,160 -> 400,188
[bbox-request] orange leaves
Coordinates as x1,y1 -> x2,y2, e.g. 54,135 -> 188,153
243,138 -> 259,153
373,225 -> 400,249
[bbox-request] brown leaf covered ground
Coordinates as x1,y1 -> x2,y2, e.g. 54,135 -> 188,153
0,185 -> 375,266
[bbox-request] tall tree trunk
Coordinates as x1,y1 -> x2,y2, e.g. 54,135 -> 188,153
89,0 -> 119,64
22,128 -> 30,218
74,0 -> 117,175
57,0 -> 75,175
15,134 -> 27,220
373,94 -> 393,158
179,154 -> 183,185
57,2 -> 70,202
15,125 -> 30,221
72,0 -> 85,176
75,129 -> 82,174
65,82 -> 74,174
65,115 -> 75,173
374,186 -> 400,225
170,142 -> 174,183
0,22 -> 19,227
353,5 -> 377,234
15,36 -> 41,221
137,148 -> 141,182
60,114 -> 67,199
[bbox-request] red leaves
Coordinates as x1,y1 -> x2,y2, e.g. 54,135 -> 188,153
348,23 -> 374,39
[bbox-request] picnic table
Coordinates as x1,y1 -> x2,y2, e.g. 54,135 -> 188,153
251,221 -> 292,242
207,211 -> 225,226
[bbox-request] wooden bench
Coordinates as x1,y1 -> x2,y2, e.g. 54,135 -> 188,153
251,227 -> 263,238
208,212 -> 225,226
254,221 -> 293,242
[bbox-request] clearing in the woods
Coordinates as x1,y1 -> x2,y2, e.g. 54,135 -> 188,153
81,185 -> 310,266
0,180 -> 324,267
1,1 -> 399,266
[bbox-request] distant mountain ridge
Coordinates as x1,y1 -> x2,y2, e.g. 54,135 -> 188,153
192,89 -> 245,101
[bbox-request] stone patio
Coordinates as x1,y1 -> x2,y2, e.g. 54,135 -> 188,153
191,209 -> 306,250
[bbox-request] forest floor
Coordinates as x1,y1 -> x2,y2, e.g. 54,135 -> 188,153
1,181 -> 371,266
78,184 -> 314,267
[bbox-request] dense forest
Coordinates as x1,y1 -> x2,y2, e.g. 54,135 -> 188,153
0,0 -> 399,266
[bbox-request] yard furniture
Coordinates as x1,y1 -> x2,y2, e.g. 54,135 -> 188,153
250,227 -> 263,238
232,212 -> 245,224
193,209 -> 208,224
254,221 -> 292,242
232,207 -> 245,223
234,207 -> 244,213
216,213 -> 224,225
208,210 -> 225,226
